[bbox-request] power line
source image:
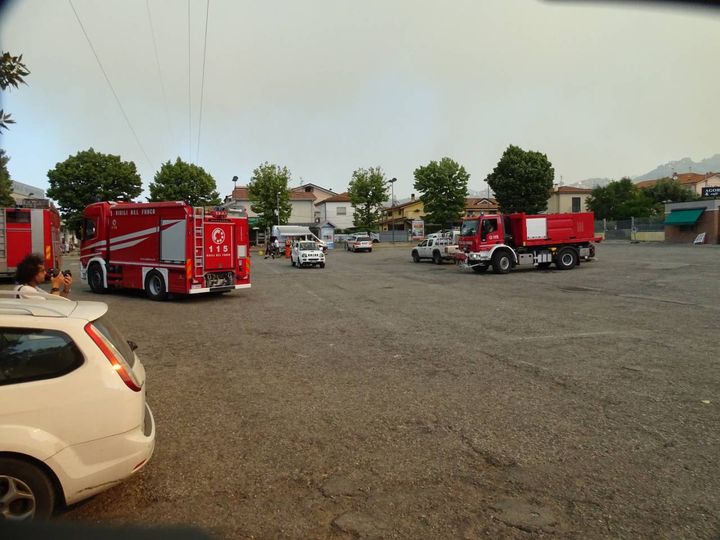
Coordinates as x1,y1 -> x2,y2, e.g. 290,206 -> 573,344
187,0 -> 192,163
196,0 -> 210,164
68,0 -> 154,170
146,0 -> 172,157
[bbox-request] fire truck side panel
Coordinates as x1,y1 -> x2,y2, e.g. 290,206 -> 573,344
231,216 -> 251,287
1,207 -> 61,277
6,209 -> 32,268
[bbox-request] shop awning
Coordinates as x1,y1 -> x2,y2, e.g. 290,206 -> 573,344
665,208 -> 704,226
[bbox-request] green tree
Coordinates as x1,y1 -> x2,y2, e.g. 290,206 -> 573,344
413,157 -> 469,229
348,166 -> 389,231
148,158 -> 220,206
1,51 -> 31,130
0,149 -> 14,206
486,145 -> 554,214
586,178 -> 654,220
47,148 -> 143,232
247,162 -> 292,232
642,178 -> 699,211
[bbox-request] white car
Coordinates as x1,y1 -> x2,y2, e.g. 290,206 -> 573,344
346,235 -> 373,252
291,241 -> 326,268
0,292 -> 155,520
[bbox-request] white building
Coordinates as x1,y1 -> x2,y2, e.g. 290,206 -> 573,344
315,192 -> 355,229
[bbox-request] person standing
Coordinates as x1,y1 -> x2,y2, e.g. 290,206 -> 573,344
15,253 -> 72,299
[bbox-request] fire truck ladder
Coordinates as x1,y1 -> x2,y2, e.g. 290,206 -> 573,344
193,207 -> 205,278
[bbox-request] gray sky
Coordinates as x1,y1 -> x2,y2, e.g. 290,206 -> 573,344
1,0 -> 719,199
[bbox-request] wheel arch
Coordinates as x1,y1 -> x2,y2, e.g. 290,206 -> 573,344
0,451 -> 67,506
83,257 -> 108,287
488,244 -> 517,263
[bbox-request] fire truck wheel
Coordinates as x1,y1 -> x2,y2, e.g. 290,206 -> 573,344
556,248 -> 578,270
145,271 -> 168,301
412,250 -> 420,263
432,251 -> 442,265
87,264 -> 107,294
491,251 -> 512,274
472,264 -> 488,273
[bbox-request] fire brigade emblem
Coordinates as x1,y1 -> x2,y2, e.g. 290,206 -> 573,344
211,227 -> 225,245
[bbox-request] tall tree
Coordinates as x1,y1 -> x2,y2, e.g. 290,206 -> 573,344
247,162 -> 292,232
148,158 -> 220,206
0,149 -> 14,206
0,51 -> 30,130
486,145 -> 554,214
586,178 -> 653,220
348,166 -> 389,231
47,148 -> 143,232
642,177 -> 699,210
413,157 -> 469,229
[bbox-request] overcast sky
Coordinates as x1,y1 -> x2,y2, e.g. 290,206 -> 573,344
1,0 -> 719,199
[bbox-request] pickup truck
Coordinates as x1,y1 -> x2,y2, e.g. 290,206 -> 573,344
411,236 -> 459,264
291,241 -> 326,268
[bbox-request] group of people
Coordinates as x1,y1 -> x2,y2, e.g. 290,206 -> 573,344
263,236 -> 292,259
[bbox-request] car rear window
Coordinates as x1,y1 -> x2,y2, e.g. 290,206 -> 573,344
90,316 -> 135,368
357,236 -> 370,241
0,328 -> 84,386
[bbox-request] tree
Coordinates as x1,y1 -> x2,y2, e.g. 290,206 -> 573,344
586,178 -> 653,220
1,51 -> 30,131
413,157 -> 469,229
486,145 -> 555,214
642,178 -> 699,211
148,158 -> 220,206
0,149 -> 14,206
347,166 -> 389,231
47,148 -> 143,232
247,162 -> 292,232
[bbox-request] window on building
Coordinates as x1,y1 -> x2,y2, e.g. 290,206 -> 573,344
572,197 -> 581,213
336,207 -> 347,215
0,328 -> 84,386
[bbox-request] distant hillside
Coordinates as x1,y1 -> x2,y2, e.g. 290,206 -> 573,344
568,178 -> 613,189
634,154 -> 720,181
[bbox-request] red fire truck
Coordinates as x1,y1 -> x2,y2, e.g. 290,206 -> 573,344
456,212 -> 602,274
80,201 -> 251,300
1,202 -> 62,279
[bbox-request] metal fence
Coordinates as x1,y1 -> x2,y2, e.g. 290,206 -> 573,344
595,216 -> 665,240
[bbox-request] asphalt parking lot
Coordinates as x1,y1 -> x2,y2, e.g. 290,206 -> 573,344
46,242 -> 720,538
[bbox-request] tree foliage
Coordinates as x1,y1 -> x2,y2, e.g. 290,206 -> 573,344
0,149 -> 14,206
486,145 -> 554,214
47,148 -> 143,232
642,178 -> 699,208
347,166 -> 389,231
413,157 -> 469,228
586,178 -> 653,220
0,51 -> 31,130
148,158 -> 220,206
247,162 -> 292,232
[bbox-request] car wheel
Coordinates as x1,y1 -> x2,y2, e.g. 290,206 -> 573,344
368,248 -> 372,253
320,262 -> 325,268
432,251 -> 442,265
412,250 -> 420,263
0,458 -> 55,520
145,270 -> 168,301
556,248 -> 578,270
491,251 -> 512,274
87,263 -> 107,294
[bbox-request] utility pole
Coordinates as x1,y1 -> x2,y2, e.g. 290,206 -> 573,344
389,177 -> 397,244
276,191 -> 280,226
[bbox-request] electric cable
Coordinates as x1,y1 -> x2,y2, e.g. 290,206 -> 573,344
146,0 -> 172,158
196,0 -> 210,163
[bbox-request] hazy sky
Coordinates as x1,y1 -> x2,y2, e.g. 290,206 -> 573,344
1,0 -> 719,199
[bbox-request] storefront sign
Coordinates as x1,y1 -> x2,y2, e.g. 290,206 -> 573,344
701,186 -> 720,198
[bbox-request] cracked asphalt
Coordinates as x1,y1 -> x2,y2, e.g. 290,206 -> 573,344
55,242 -> 719,538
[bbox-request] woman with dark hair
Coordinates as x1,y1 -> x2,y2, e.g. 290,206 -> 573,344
15,253 -> 73,299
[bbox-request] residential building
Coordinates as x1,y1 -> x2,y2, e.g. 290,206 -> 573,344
380,194 -> 426,232
546,186 -> 593,214
465,197 -> 499,216
9,181 -> 45,204
635,172 -> 720,196
315,192 -> 355,229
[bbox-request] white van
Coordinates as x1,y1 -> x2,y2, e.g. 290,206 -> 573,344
271,226 -> 327,250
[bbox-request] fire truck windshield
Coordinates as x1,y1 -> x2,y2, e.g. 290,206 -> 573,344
461,219 -> 478,237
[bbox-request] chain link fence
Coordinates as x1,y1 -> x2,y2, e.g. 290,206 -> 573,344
595,216 -> 665,240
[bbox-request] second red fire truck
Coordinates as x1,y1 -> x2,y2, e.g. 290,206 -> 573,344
456,212 -> 602,273
1,202 -> 62,279
80,201 -> 251,300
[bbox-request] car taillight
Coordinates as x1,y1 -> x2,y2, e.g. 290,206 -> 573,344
85,322 -> 142,392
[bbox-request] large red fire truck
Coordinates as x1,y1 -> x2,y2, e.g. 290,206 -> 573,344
1,202 -> 62,279
80,201 -> 251,300
456,212 -> 602,274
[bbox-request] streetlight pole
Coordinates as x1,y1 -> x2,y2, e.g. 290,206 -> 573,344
276,191 -> 280,226
389,177 -> 397,244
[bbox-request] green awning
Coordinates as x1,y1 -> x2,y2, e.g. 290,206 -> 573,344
665,208 -> 704,226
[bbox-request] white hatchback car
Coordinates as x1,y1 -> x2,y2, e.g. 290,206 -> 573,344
0,293 -> 155,520
346,235 -> 373,253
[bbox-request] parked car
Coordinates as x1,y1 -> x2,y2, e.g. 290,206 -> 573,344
0,292 -> 155,520
346,235 -> 373,252
291,241 -> 326,268
354,231 -> 381,243
411,236 -> 459,264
